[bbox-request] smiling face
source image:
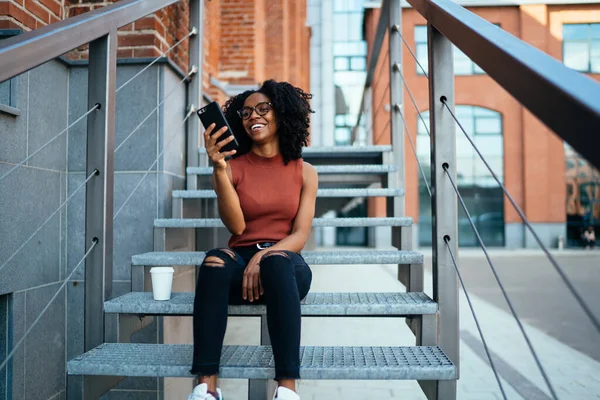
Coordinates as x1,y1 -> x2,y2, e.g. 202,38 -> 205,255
241,92 -> 277,144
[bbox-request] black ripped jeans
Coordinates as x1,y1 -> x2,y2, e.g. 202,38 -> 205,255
190,245 -> 312,380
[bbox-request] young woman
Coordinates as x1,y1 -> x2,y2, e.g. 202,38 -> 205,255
188,80 -> 318,400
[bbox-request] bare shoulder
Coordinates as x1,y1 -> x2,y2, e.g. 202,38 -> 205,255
302,161 -> 318,189
302,161 -> 318,180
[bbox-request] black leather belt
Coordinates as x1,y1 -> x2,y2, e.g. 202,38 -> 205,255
256,242 -> 276,249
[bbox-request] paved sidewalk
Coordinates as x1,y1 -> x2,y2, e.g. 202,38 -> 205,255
214,249 -> 600,399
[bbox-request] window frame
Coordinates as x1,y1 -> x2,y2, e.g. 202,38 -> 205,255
562,23 -> 600,73
0,29 -> 22,116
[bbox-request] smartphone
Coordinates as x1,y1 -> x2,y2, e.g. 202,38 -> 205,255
197,101 -> 239,153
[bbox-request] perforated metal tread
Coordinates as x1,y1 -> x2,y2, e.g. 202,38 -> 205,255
172,188 -> 404,199
131,250 -> 423,266
187,165 -> 397,175
68,344 -> 456,380
154,217 -> 413,229
104,292 -> 437,316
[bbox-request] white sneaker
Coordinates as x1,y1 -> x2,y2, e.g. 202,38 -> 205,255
187,383 -> 223,400
272,386 -> 300,400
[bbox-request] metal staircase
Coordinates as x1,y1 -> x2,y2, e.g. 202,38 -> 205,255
67,144 -> 457,399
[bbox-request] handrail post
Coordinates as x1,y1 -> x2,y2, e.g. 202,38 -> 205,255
186,0 -> 205,190
83,30 -> 117,397
429,24 -> 458,399
388,0 -> 404,218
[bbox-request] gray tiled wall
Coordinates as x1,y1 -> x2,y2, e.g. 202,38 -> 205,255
0,60 -> 69,400
1,59 -> 186,400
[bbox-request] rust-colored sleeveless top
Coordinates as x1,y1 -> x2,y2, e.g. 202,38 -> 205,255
228,151 -> 303,248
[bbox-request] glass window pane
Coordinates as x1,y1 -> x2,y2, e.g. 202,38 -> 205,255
334,0 -> 346,12
335,115 -> 346,126
417,134 -> 430,159
333,15 -> 348,41
414,26 -> 427,43
335,57 -> 350,71
334,41 -> 367,56
335,127 -> 351,145
457,157 -> 475,183
592,56 -> 600,73
456,106 -> 474,118
474,135 -> 503,157
592,24 -> 600,39
473,107 -> 497,117
347,13 -> 363,41
475,117 -> 502,135
456,116 -> 474,136
564,42 -> 590,71
417,113 -> 430,136
453,48 -> 473,75
416,44 -> 428,75
563,24 -> 589,41
456,134 -> 472,158
350,56 -> 366,70
591,41 -> 600,72
0,79 -> 10,105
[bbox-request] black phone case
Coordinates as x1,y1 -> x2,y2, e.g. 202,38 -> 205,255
197,101 -> 239,153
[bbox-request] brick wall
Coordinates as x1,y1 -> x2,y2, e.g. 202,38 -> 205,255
0,0 -> 190,72
1,0 -> 311,103
0,0 -> 62,30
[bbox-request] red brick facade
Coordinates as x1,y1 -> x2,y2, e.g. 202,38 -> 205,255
0,0 -> 310,98
364,4 -> 600,227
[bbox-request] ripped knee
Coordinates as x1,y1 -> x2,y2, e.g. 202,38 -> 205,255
203,248 -> 237,267
203,256 -> 225,267
262,250 -> 290,260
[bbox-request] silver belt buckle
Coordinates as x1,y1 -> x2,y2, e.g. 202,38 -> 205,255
256,242 -> 271,250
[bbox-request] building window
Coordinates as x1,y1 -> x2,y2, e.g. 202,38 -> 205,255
565,143 -> 600,247
417,106 -> 505,247
563,23 -> 600,73
333,1 -> 367,147
0,30 -> 21,114
414,25 -> 486,76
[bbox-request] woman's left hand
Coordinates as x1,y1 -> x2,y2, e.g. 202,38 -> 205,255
243,250 -> 266,302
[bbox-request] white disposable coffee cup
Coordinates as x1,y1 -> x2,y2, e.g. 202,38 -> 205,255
149,267 -> 175,301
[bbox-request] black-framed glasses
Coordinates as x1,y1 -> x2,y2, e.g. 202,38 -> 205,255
237,102 -> 273,120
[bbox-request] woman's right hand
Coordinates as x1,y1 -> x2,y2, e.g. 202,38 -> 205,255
204,123 -> 237,170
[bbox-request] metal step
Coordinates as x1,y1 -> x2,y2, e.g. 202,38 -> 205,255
172,188 -> 403,199
104,292 -> 437,316
68,343 -> 456,380
187,164 -> 397,176
131,250 -> 423,266
154,217 -> 413,229
198,145 -> 393,158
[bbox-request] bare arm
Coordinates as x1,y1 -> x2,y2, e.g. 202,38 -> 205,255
212,164 -> 245,235
204,123 -> 246,235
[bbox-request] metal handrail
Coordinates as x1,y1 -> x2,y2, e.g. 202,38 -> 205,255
406,0 -> 600,169
0,0 -> 179,82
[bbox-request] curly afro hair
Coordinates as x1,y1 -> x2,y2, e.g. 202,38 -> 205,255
222,79 -> 313,165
